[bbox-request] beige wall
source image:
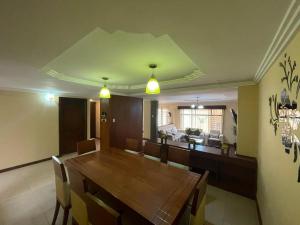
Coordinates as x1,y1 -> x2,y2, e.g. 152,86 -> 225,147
237,85 -> 258,157
143,100 -> 151,139
158,101 -> 237,144
96,101 -> 100,138
0,91 -> 59,170
257,31 -> 300,225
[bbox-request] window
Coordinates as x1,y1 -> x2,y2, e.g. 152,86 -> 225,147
179,109 -> 223,133
157,108 -> 170,126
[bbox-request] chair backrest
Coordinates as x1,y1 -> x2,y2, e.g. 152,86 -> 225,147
77,139 -> 96,155
143,141 -> 161,158
68,168 -> 89,225
191,171 -> 209,216
125,138 -> 140,152
168,146 -> 190,166
85,193 -> 121,225
52,156 -> 70,208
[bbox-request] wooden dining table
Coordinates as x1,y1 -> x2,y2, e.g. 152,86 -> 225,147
65,147 -> 201,225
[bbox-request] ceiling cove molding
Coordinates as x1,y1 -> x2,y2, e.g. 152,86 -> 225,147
45,69 -> 204,90
131,80 -> 255,97
254,0 -> 300,82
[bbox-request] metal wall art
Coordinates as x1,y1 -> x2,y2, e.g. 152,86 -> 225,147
269,53 -> 300,182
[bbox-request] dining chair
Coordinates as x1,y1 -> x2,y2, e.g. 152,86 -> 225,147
77,139 -> 96,155
52,156 -> 71,225
143,141 -> 161,161
167,146 -> 190,170
190,170 -> 209,225
85,192 -> 121,225
68,167 -> 89,225
124,138 -> 141,155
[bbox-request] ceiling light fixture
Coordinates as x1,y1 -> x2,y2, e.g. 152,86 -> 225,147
191,97 -> 204,109
145,64 -> 160,95
99,77 -> 111,99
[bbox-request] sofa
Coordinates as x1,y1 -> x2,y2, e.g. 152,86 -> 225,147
207,130 -> 224,147
158,124 -> 185,141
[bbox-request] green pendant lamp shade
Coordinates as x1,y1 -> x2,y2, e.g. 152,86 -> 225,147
145,64 -> 160,95
99,77 -> 111,98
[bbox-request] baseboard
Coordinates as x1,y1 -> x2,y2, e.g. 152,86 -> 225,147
0,157 -> 54,173
256,198 -> 263,225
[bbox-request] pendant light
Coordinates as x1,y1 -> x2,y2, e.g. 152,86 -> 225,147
145,64 -> 160,95
191,97 -> 204,109
99,77 -> 111,99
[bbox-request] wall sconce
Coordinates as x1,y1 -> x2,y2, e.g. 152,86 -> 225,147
44,93 -> 56,105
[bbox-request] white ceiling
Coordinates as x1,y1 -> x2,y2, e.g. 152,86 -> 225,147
0,0 -> 293,98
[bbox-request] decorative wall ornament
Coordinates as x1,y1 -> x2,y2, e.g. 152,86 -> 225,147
269,53 -> 300,182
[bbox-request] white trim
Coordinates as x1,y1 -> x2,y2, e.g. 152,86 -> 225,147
131,80 -> 255,97
255,0 -> 300,82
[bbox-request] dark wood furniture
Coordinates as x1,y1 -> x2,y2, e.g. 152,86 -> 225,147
168,146 -> 190,166
59,97 -> 87,155
65,148 -> 201,225
125,138 -> 140,152
52,156 -> 71,225
143,141 -> 161,159
76,139 -> 96,155
147,139 -> 257,199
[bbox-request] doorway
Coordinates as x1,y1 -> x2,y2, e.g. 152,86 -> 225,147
90,101 -> 100,139
59,97 -> 87,155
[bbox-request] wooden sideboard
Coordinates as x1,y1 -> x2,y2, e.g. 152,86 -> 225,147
145,139 -> 257,199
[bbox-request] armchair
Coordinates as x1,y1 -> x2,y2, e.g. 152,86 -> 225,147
207,130 -> 223,148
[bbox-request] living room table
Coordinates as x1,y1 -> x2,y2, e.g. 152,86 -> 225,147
65,148 -> 201,225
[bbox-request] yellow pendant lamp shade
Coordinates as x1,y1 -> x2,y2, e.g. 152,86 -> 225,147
145,64 -> 160,95
99,77 -> 111,99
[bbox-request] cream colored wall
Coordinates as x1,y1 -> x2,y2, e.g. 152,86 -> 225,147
143,100 -> 151,139
0,90 -> 59,170
257,31 -> 300,225
237,85 -> 258,157
159,101 -> 237,144
95,101 -> 100,138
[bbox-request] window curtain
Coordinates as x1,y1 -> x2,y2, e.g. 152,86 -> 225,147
179,109 -> 223,133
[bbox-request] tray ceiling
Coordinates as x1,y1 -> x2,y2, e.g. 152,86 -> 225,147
42,28 -> 202,90
0,0 -> 294,98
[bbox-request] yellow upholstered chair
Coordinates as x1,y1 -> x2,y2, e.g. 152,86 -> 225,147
68,168 -> 89,225
190,171 -> 209,225
52,156 -> 71,225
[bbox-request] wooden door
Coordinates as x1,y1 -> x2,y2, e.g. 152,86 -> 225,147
59,97 -> 87,155
109,95 -> 143,150
90,102 -> 96,138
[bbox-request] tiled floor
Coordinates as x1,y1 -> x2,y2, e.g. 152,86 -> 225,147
0,154 -> 259,225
